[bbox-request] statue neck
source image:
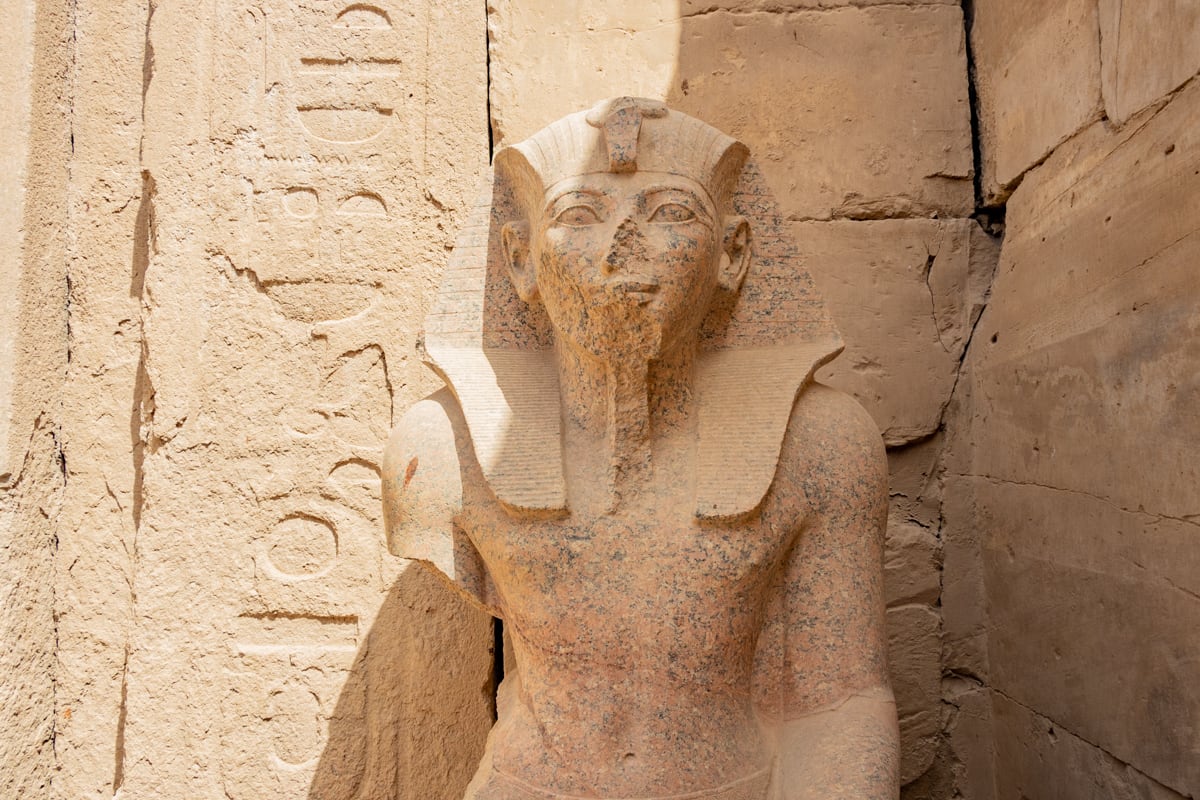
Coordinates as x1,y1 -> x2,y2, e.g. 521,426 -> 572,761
555,339 -> 696,510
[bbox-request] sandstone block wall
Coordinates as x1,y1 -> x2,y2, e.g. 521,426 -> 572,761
958,2 -> 1200,796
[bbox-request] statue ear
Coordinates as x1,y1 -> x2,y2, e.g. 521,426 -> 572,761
718,215 -> 751,294
502,220 -> 538,303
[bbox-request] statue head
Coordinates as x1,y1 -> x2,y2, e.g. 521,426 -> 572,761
495,97 -> 751,361
421,98 -> 843,518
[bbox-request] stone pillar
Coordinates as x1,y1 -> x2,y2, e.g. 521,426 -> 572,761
113,2 -> 495,797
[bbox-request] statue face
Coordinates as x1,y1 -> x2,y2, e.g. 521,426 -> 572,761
523,171 -> 736,361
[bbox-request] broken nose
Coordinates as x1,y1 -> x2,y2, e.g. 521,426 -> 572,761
604,221 -> 642,273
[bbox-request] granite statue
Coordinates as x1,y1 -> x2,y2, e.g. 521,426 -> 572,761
383,97 -> 899,800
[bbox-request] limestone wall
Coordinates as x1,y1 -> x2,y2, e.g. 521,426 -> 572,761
0,0 -> 69,796
956,1 -> 1200,796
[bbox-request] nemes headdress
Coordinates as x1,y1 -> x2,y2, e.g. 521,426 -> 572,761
498,97 -> 747,216
422,97 -> 843,519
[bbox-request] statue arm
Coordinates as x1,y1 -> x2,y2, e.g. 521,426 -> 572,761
382,389 -> 498,615
757,384 -> 899,799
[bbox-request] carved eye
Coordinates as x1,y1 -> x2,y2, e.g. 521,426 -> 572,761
555,204 -> 603,226
649,202 -> 696,223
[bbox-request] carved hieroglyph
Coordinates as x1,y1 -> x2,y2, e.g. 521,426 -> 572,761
385,99 -> 901,799
122,2 -> 493,798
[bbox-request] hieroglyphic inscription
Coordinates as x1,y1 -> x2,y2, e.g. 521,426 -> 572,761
223,615 -> 361,797
211,3 -> 422,795
263,1 -> 423,163
128,0 -> 487,795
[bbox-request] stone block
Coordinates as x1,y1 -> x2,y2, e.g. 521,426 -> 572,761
805,219 -> 992,446
486,1 -> 685,146
884,519 -> 941,608
993,692 -> 1190,800
979,479 -> 1200,796
898,707 -> 942,787
672,6 -> 973,221
1100,0 -> 1200,124
682,0 -> 954,11
887,434 -> 945,530
970,0 -> 1103,202
489,2 -> 973,220
971,79 -> 1200,520
887,605 -> 942,722
944,683 -> 995,800
887,605 -> 943,786
940,476 -> 987,681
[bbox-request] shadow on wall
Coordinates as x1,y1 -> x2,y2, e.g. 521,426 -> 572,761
307,564 -> 491,800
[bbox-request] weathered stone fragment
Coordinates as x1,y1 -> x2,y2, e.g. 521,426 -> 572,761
970,0 -> 1104,202
1100,0 -> 1200,124
806,219 -> 993,446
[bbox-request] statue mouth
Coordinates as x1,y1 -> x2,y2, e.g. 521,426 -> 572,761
607,277 -> 660,305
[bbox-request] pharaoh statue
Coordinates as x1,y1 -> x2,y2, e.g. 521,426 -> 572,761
383,98 -> 899,800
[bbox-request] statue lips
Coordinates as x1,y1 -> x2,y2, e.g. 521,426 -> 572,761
606,276 -> 660,306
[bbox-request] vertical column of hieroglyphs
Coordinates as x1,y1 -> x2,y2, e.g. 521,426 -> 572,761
129,2 -> 492,797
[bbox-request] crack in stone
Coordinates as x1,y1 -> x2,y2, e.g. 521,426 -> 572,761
961,473 -> 1200,533
682,2 -> 959,19
991,688 -> 1192,799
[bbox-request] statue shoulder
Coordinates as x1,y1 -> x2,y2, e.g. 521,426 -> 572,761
382,388 -> 498,611
775,382 -> 888,520
382,388 -> 474,556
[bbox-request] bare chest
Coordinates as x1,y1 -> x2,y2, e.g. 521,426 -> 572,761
461,501 -> 797,655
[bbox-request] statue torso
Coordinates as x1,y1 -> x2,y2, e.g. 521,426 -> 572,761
455,427 -> 803,799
